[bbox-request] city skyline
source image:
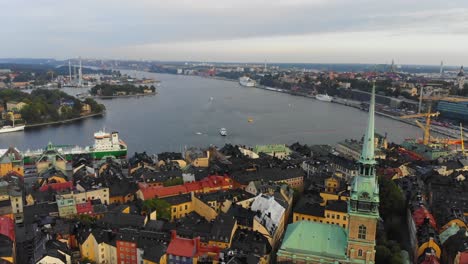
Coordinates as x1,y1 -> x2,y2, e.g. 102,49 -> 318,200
2,0 -> 468,65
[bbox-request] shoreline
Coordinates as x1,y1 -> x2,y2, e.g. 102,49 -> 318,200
25,112 -> 105,129
90,92 -> 157,99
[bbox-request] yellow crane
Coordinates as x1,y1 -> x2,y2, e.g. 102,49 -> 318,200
400,105 -> 440,145
461,123 -> 466,156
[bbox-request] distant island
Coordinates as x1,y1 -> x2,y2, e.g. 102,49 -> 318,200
0,89 -> 105,126
90,83 -> 157,98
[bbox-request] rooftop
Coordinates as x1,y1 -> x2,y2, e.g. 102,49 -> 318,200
278,221 -> 348,259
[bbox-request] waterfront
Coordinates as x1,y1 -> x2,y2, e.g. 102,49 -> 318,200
1,71 -> 424,153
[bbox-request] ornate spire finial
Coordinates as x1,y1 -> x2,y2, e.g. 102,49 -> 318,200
359,82 -> 377,165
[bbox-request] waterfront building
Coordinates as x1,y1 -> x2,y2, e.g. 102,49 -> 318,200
253,144 -> 291,159
5,101 -> 27,112
437,100 -> 468,122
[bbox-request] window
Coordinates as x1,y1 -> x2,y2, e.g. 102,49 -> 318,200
295,216 -> 298,221
358,225 -> 367,239
332,214 -> 335,219
358,249 -> 363,257
173,208 -> 176,212
337,215 -> 340,220
343,216 -> 347,220
185,204 -> 188,210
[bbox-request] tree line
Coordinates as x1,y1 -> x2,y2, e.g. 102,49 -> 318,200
0,89 -> 105,124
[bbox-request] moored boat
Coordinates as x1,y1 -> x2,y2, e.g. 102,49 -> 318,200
315,94 -> 333,102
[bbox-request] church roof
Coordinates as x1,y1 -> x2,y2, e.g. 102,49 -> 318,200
278,221 -> 348,259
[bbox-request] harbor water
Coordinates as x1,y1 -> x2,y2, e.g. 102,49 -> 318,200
0,71 -> 424,153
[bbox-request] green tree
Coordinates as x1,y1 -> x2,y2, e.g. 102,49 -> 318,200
378,176 -> 405,221
142,198 -> 171,220
375,245 -> 392,264
163,177 -> 184,187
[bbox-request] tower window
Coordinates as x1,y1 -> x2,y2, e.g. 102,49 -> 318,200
358,249 -> 363,257
358,225 -> 367,239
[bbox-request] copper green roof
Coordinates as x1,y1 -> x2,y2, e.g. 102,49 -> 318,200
278,221 -> 348,260
253,144 -> 291,154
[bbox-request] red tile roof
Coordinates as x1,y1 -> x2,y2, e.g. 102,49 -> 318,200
0,217 -> 15,241
76,201 -> 94,215
39,181 -> 73,192
167,236 -> 196,257
413,206 -> 437,230
167,231 -> 220,258
459,252 -> 468,264
140,175 -> 233,200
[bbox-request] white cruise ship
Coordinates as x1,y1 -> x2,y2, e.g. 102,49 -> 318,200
315,94 -> 333,102
239,77 -> 256,87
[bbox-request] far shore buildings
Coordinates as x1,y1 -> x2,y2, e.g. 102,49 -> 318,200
277,85 -> 380,264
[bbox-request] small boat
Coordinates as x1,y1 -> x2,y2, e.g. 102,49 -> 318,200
209,97 -> 214,101
219,128 -> 227,136
248,118 -> 254,123
0,114 -> 25,134
0,124 -> 25,133
195,132 -> 203,135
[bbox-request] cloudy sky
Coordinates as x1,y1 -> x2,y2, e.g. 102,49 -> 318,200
2,0 -> 468,65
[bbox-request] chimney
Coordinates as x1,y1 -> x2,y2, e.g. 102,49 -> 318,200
171,230 -> 177,240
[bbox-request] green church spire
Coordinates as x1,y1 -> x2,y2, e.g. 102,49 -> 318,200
349,82 -> 379,214
359,83 -> 377,165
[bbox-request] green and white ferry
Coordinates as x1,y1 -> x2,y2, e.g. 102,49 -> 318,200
23,130 -> 127,164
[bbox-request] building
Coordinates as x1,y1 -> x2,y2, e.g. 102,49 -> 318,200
166,230 -> 221,264
346,85 -> 380,263
277,84 -> 380,264
116,229 -> 144,264
231,167 -> 304,190
437,100 -> 468,122
336,135 -> 386,161
0,216 -> 15,263
277,221 -> 349,263
6,101 -> 27,111
137,175 -> 233,200
0,147 -> 23,177
35,240 -> 72,264
253,144 -> 291,159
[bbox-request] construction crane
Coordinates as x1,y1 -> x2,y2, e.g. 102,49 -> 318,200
461,123 -> 466,156
400,105 -> 440,145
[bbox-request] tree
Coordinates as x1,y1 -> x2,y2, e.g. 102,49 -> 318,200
163,177 -> 184,187
143,198 -> 171,220
375,245 -> 392,264
378,176 -> 405,221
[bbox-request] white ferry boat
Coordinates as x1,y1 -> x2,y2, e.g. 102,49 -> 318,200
239,77 -> 256,87
315,94 -> 333,102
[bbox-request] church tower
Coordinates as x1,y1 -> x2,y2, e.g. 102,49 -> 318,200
347,83 -> 380,263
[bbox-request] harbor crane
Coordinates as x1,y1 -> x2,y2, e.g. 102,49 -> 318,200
400,106 -> 440,145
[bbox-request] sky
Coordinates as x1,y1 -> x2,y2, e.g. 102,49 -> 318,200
2,0 -> 468,65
